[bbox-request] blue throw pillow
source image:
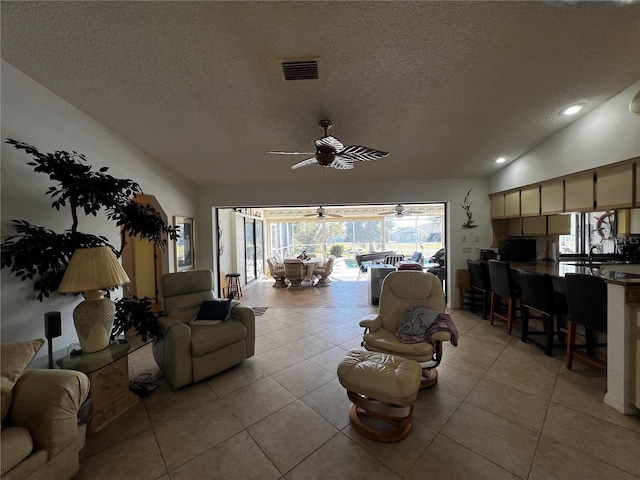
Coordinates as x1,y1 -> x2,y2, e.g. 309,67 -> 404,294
398,306 -> 439,336
196,299 -> 232,321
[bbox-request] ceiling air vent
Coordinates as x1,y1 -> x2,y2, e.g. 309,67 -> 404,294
281,59 -> 318,81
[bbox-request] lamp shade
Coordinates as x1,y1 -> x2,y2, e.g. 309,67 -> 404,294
58,246 -> 130,293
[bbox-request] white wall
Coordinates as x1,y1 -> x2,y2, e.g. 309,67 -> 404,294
1,61 -> 198,354
489,80 -> 640,193
198,178 -> 492,308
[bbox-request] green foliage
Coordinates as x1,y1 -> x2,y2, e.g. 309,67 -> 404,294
112,296 -> 161,342
330,244 -> 344,257
1,139 -> 178,301
1,221 -> 112,300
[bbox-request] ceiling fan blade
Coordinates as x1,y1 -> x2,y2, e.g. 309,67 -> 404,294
326,213 -> 343,217
328,157 -> 354,170
315,136 -> 344,152
291,157 -> 318,169
266,151 -> 315,155
338,145 -> 389,162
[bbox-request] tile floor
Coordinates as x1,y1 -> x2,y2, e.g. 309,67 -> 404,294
77,277 -> 640,479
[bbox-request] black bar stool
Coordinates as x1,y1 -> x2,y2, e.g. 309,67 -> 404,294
518,270 -> 567,356
488,260 -> 521,335
564,273 -> 607,371
225,273 -> 242,299
467,259 -> 491,319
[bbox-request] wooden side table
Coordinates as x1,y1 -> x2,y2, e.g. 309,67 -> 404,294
33,335 -> 153,435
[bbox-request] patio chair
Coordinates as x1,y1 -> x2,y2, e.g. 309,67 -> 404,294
284,259 -> 305,289
267,257 -> 287,288
314,256 -> 335,287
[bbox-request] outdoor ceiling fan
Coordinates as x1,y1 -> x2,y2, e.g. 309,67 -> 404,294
266,120 -> 389,170
378,204 -> 422,217
304,206 -> 342,219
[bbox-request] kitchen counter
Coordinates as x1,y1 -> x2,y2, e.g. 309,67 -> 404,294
511,260 -> 640,285
506,259 -> 640,415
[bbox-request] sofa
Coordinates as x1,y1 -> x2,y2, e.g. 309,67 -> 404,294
152,269 -> 256,389
1,368 -> 90,479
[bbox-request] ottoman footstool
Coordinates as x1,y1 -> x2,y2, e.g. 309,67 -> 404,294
337,349 -> 422,442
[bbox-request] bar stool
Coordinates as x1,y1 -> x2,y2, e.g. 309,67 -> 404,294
467,260 -> 491,319
225,273 -> 242,299
564,273 -> 607,371
518,270 -> 567,356
488,260 -> 521,335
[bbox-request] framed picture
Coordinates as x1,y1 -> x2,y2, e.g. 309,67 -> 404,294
174,216 -> 195,271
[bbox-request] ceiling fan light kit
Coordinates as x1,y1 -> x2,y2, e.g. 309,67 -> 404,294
267,120 -> 389,170
303,206 -> 342,219
378,204 -> 422,217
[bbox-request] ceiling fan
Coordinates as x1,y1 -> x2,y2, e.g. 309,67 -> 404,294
378,204 -> 422,217
266,119 -> 389,170
303,206 -> 343,219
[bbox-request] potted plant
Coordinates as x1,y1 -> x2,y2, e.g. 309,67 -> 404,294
112,296 -> 161,342
1,139 -> 179,338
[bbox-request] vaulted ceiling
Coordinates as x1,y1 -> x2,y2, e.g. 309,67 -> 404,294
2,1 -> 639,187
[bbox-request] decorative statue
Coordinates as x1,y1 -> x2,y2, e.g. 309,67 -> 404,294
462,188 -> 478,229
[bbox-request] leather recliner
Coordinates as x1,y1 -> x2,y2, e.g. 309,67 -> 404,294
153,270 -> 255,389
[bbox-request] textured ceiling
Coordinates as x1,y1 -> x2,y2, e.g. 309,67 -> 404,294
2,1 -> 640,187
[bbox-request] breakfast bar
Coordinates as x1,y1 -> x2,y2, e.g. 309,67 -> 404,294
511,260 -> 640,415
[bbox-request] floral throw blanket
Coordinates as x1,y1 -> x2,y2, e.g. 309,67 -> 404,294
395,313 -> 459,346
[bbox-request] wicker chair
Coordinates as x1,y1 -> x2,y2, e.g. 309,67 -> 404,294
267,257 -> 287,288
284,259 -> 305,289
313,256 -> 335,287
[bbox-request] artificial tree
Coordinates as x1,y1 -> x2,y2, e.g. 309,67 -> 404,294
1,139 -> 179,336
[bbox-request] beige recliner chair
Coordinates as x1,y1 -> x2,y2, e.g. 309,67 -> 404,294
153,270 -> 255,389
360,271 -> 450,388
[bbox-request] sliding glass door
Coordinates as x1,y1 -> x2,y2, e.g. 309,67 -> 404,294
245,218 -> 264,282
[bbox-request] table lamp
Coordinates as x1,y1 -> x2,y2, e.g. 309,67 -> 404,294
58,246 -> 131,353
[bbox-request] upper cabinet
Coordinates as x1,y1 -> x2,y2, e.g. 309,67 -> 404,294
547,214 -> 571,235
520,186 -> 540,217
596,164 -> 634,210
504,191 -> 520,218
522,216 -> 547,236
491,194 -> 505,219
565,172 -> 594,212
541,181 -> 564,214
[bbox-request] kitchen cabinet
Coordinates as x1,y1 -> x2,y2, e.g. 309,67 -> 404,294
541,181 -> 564,214
491,194 -> 505,219
547,215 -> 571,235
522,216 -> 547,236
596,164 -> 633,210
507,218 -> 522,236
504,191 -> 520,218
565,172 -> 594,212
520,186 -> 540,217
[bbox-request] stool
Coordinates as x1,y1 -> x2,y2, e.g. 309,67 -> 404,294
225,273 -> 242,299
519,270 -> 567,356
337,349 -> 421,442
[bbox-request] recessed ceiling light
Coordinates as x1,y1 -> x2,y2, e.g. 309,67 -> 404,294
495,157 -> 506,164
561,104 -> 584,116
